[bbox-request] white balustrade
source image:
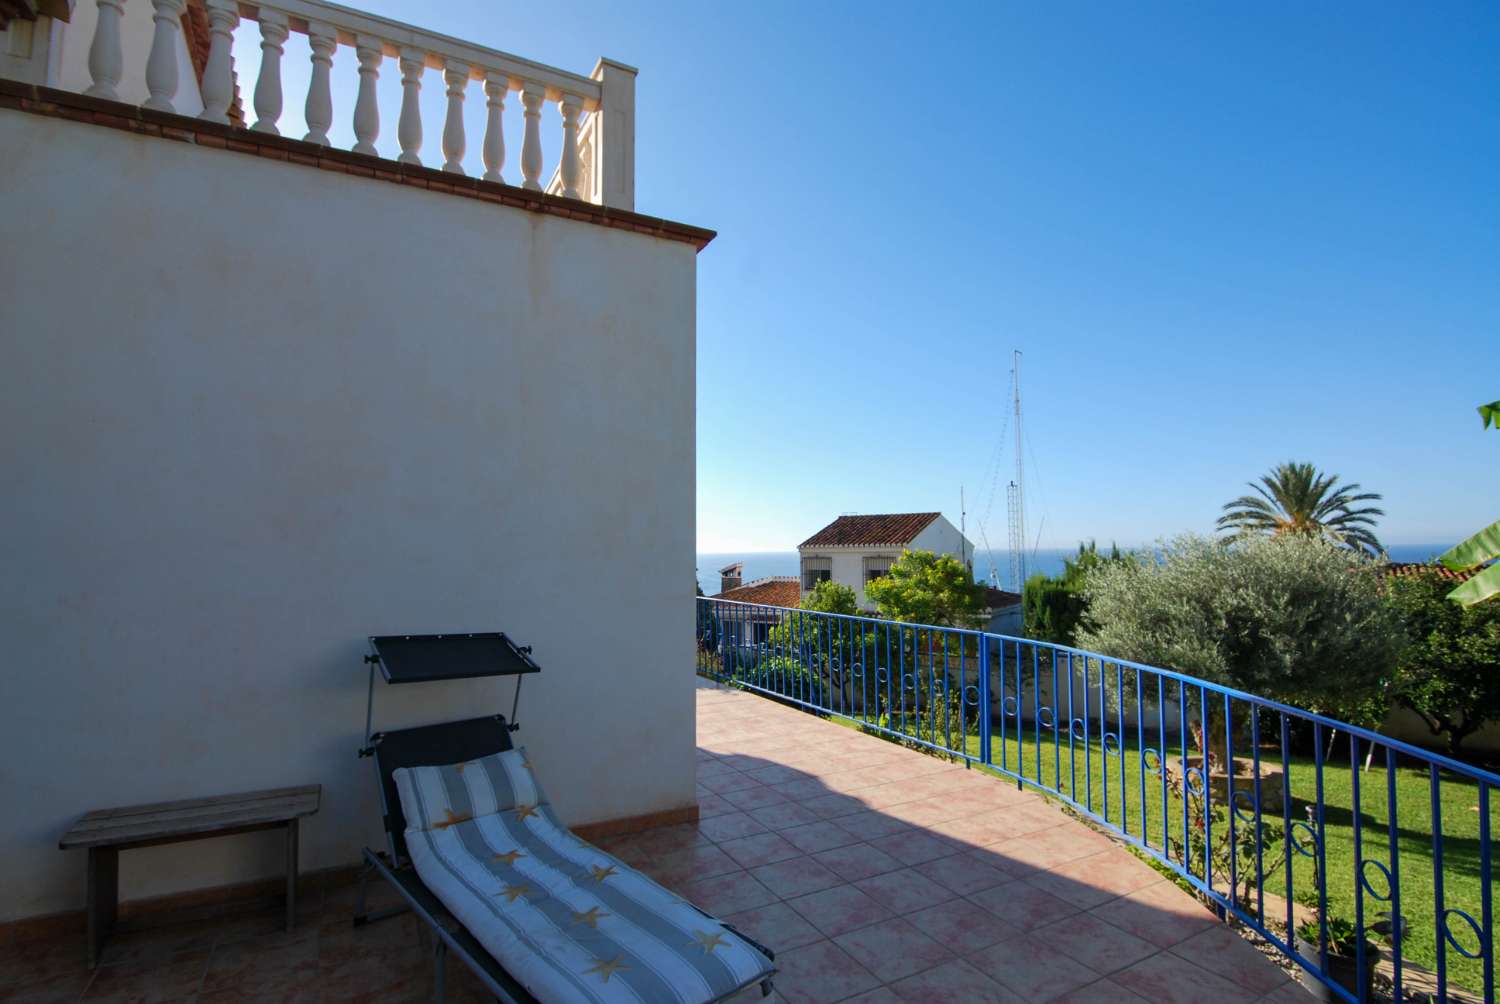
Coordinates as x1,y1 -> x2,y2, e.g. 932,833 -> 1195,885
396,47 -> 423,165
83,0 -> 124,101
441,61 -> 468,174
481,72 -> 506,183
198,0 -> 238,124
557,94 -> 581,200
142,0 -> 184,113
68,0 -> 638,209
302,22 -> 336,146
352,35 -> 382,156
519,81 -> 544,191
251,11 -> 289,135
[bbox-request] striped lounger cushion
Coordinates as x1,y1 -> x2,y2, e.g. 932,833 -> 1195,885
394,749 -> 774,1004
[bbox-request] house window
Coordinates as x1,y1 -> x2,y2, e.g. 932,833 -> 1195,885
864,555 -> 895,584
801,555 -> 831,591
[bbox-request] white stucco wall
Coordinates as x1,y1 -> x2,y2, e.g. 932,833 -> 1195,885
0,109 -> 698,921
909,516 -> 971,568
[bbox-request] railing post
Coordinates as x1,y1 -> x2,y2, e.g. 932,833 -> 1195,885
251,10 -> 289,135
198,0 -> 238,124
589,58 -> 635,210
302,21 -> 338,146
396,47 -> 425,165
142,0 -> 185,113
351,36 -> 383,156
557,93 -> 582,199
481,72 -> 507,182
978,635 -> 991,766
84,0 -> 126,101
441,61 -> 469,174
519,81 -> 545,190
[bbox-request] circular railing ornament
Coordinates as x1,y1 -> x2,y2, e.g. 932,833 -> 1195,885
1002,696 -> 1019,718
1102,732 -> 1121,756
1441,909 -> 1486,960
1142,747 -> 1163,776
1183,766 -> 1207,796
1037,706 -> 1056,729
1231,789 -> 1258,824
1358,859 -> 1394,903
1288,821 -> 1320,858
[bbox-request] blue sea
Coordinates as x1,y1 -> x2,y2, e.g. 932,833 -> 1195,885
697,544 -> 1453,595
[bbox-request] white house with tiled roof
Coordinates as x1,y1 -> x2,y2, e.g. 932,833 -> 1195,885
798,512 -> 972,610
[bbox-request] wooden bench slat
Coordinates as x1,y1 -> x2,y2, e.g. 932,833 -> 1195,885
68,793 -> 319,833
73,785 -> 320,824
60,786 -> 321,849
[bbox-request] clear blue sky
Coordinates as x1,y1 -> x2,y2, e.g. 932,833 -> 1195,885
248,2 -> 1499,553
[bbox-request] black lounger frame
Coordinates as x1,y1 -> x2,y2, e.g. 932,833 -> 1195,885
356,715 -> 776,1004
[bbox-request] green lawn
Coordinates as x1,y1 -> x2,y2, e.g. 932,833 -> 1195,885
832,700 -> 1498,997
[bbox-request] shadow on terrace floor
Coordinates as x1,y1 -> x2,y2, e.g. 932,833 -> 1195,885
590,680 -> 1308,1004
0,680 -> 1308,1004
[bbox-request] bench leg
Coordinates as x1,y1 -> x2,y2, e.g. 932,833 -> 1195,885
86,847 -> 118,969
285,819 -> 299,931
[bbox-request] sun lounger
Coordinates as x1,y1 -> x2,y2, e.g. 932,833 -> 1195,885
357,714 -> 776,1004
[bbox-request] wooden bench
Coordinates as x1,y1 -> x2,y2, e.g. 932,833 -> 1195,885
59,784 -> 321,967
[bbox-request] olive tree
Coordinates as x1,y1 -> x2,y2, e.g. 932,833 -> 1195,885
1077,533 -> 1399,720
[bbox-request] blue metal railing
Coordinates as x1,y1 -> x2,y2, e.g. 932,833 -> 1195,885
696,596 -> 1498,1003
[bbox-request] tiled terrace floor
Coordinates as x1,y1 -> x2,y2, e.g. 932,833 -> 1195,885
0,681 -> 1307,1003
676,681 -> 1307,1004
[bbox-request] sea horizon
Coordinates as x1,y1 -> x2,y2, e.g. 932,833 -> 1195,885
697,543 -> 1456,596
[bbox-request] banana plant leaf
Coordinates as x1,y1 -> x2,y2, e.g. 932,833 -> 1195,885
1440,519 -> 1500,571
1479,400 -> 1500,430
1446,562 -> 1500,606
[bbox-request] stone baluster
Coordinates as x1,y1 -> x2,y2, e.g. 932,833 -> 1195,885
441,61 -> 468,174
302,22 -> 337,146
481,73 -> 507,183
351,36 -> 382,156
396,48 -> 424,165
251,11 -> 289,134
519,81 -> 545,191
84,0 -> 125,101
557,94 -> 582,200
198,0 -> 238,124
143,0 -> 185,113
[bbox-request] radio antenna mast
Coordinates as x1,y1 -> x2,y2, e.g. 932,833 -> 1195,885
1006,350 -> 1027,592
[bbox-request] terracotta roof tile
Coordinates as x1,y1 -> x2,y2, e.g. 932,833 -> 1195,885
799,513 -> 942,549
1382,561 -> 1480,583
714,577 -> 801,607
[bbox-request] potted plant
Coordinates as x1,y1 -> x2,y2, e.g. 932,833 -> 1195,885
1294,915 -> 1376,1002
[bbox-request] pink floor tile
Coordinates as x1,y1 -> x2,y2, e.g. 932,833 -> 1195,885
778,821 -> 861,855
1089,880 -> 1217,948
1033,911 -> 1159,974
866,830 -> 958,866
748,856 -> 844,899
835,811 -> 914,842
722,901 -> 825,953
966,880 -> 1080,930
699,811 -> 771,843
1112,949 -> 1264,1004
904,900 -> 1019,955
913,850 -> 1014,896
772,939 -> 881,1004
811,842 -> 905,883
968,933 -> 1103,1001
784,884 -> 893,938
718,831 -> 804,869
832,917 -> 954,983
722,784 -> 791,812
747,801 -> 822,831
679,870 -> 779,916
889,958 -> 1025,1003
1169,925 -> 1297,997
855,868 -> 956,914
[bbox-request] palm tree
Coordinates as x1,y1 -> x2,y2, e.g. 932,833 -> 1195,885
1217,461 -> 1385,555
